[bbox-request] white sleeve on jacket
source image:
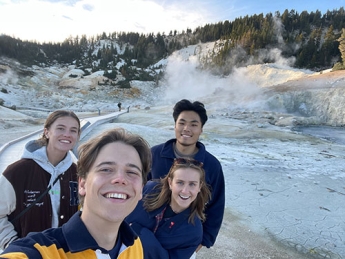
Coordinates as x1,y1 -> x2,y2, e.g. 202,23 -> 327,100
0,175 -> 18,250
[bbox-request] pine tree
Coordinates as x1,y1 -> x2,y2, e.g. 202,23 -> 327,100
337,28 -> 345,65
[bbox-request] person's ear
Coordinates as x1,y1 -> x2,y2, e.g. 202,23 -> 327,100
78,177 -> 86,196
168,177 -> 172,190
44,128 -> 49,138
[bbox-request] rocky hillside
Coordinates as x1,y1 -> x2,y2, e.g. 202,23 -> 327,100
265,70 -> 345,126
1,51 -> 345,127
0,57 -> 156,112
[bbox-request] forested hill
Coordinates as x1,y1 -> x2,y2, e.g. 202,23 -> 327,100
1,7 -> 345,80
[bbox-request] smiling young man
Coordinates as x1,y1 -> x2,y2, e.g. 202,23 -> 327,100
0,128 -> 152,259
149,99 -> 225,253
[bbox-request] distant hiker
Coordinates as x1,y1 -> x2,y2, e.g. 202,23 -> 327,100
0,110 -> 81,250
148,99 -> 225,255
118,102 -> 122,111
0,128 -> 152,258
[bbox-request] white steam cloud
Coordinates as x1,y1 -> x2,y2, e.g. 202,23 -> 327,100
158,39 -> 314,113
0,68 -> 18,86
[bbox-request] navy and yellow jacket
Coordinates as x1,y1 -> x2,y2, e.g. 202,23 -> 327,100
0,212 -> 143,259
149,138 -> 225,248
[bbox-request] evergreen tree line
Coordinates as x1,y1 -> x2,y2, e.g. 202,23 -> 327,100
1,7 -> 345,79
192,8 -> 345,73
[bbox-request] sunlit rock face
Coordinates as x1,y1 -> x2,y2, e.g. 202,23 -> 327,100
266,76 -> 345,126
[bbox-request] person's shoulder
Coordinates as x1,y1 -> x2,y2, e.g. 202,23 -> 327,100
151,142 -> 165,150
2,229 -> 65,258
3,159 -> 36,177
10,158 -> 36,167
204,150 -> 221,164
144,180 -> 160,193
25,230 -> 51,241
28,228 -> 66,252
197,145 -> 223,174
151,142 -> 165,155
197,143 -> 221,165
151,139 -> 175,150
28,227 -> 63,241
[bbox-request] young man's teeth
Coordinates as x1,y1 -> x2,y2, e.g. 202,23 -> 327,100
60,140 -> 71,143
105,193 -> 127,199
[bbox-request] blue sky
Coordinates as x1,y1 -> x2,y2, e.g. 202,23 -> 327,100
0,0 -> 344,43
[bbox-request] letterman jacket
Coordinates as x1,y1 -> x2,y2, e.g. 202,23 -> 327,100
0,211 -> 143,259
0,140 -> 79,250
149,138 -> 225,248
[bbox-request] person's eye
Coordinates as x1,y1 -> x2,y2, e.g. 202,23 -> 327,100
100,168 -> 112,173
127,170 -> 141,176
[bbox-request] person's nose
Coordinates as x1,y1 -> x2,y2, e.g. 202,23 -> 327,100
183,124 -> 190,131
63,130 -> 73,137
182,185 -> 190,193
110,170 -> 128,185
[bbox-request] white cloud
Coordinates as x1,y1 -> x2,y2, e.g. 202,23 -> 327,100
2,0 -> 344,43
0,0 -> 209,43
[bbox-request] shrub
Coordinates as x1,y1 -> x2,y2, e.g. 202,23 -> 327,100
117,80 -> 131,89
332,62 -> 345,71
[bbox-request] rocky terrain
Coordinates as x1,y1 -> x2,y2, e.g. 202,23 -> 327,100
1,54 -> 345,132
265,70 -> 345,126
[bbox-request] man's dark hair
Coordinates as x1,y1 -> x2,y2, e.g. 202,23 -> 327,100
173,99 -> 208,127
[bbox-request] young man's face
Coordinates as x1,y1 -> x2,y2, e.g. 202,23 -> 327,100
79,142 -> 143,224
175,111 -> 203,147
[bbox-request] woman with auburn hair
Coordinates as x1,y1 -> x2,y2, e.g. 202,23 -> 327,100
126,158 -> 211,259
